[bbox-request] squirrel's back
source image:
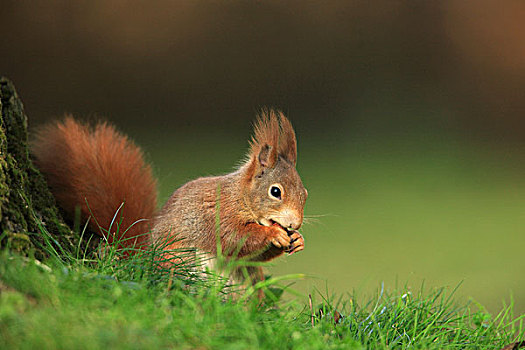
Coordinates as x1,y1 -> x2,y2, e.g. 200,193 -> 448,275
32,117 -> 157,247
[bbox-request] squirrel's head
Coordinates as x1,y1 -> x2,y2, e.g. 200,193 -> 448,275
242,109 -> 307,231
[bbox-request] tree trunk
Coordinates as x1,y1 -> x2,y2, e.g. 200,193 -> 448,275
0,77 -> 94,260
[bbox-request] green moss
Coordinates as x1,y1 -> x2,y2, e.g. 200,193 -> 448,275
0,77 -> 92,259
2,232 -> 31,254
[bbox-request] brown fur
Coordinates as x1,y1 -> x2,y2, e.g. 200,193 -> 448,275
32,117 -> 157,248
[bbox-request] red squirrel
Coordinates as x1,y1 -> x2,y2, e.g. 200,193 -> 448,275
32,109 -> 307,280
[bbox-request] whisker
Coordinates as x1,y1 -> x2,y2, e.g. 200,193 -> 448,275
304,213 -> 336,218
302,217 -> 320,225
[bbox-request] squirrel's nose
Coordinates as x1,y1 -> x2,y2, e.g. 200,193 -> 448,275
280,209 -> 302,231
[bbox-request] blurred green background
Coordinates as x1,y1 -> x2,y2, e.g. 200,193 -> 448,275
1,1 -> 524,314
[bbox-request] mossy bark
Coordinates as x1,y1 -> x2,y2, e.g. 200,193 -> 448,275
0,77 -> 90,260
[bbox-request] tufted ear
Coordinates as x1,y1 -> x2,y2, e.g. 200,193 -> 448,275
243,109 -> 298,182
248,109 -> 280,169
276,112 -> 297,166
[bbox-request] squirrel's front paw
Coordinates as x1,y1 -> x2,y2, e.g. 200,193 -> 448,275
268,226 -> 292,249
286,231 -> 304,255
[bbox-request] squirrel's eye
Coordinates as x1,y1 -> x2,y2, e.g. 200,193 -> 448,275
269,185 -> 282,200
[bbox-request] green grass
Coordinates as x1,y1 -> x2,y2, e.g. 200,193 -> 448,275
1,232 -> 523,349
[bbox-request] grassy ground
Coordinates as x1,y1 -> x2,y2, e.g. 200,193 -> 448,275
3,127 -> 524,348
1,236 -> 523,349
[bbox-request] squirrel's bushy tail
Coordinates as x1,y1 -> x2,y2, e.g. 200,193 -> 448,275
32,117 -> 158,248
